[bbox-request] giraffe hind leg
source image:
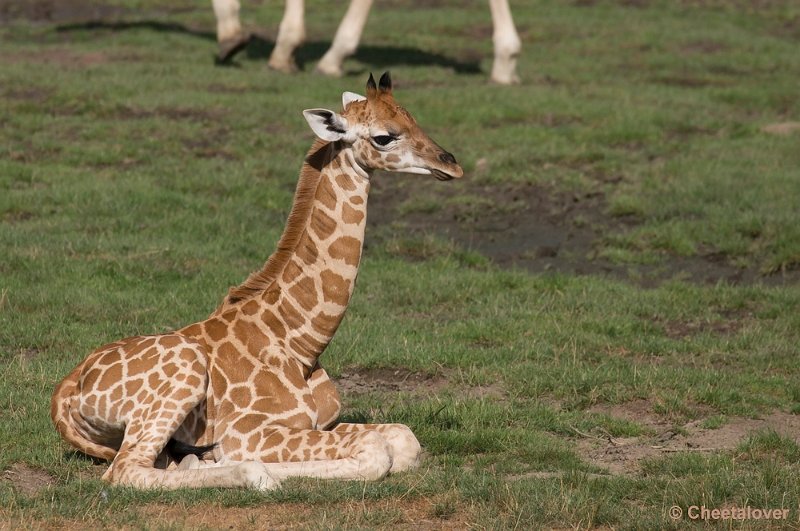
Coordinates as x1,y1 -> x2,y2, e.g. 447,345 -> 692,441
105,404 -> 278,490
91,339 -> 276,490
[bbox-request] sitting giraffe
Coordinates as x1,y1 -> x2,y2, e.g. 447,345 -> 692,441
50,72 -> 463,490
214,0 -> 522,85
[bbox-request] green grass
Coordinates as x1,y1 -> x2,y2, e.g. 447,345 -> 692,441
2,0 -> 800,528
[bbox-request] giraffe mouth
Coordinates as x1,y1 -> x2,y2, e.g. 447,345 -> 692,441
431,169 -> 456,181
406,165 -> 463,180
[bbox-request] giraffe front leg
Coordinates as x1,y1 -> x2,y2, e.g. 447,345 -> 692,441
212,0 -> 251,63
488,0 -> 522,85
332,423 -> 422,473
316,0 -> 373,77
307,364 -> 341,430
269,0 -> 306,73
222,426 -> 394,482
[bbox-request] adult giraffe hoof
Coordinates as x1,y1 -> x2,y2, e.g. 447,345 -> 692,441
314,60 -> 344,78
490,74 -> 521,85
216,33 -> 252,64
267,58 -> 299,74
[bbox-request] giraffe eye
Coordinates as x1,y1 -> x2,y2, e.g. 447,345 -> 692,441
372,135 -> 396,147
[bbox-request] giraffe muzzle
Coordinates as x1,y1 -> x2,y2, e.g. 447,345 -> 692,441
428,149 -> 463,181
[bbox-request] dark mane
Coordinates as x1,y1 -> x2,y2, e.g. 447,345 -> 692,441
220,139 -> 337,307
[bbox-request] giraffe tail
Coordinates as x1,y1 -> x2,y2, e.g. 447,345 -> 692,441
50,363 -> 118,462
165,439 -> 218,462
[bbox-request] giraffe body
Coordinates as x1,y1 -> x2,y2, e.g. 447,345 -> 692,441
51,73 -> 463,490
213,0 -> 522,85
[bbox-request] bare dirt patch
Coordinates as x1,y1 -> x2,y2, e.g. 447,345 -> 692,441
367,176 -> 796,286
131,497 -> 472,530
368,178 -> 610,273
2,463 -> 56,496
0,48 -> 111,67
0,0 -> 127,24
761,121 -> 800,136
576,403 -> 800,475
658,316 -> 746,340
335,367 -> 449,396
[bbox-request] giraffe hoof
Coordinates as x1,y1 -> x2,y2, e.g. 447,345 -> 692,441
490,74 -> 521,85
385,426 -> 422,473
216,33 -> 252,64
314,61 -> 343,78
267,58 -> 299,74
237,462 -> 280,491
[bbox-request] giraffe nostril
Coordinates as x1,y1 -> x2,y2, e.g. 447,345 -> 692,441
438,151 -> 457,165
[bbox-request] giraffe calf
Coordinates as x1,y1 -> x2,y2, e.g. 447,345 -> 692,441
51,72 -> 462,490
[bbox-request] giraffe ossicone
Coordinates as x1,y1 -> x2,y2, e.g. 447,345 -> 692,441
51,72 -> 462,490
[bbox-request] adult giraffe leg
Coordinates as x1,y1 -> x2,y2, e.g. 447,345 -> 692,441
212,0 -> 251,63
269,0 -> 306,73
316,0 -> 373,77
488,0 -> 521,84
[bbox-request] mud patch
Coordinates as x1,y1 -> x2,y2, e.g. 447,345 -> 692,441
576,404 -> 800,475
0,0 -> 127,24
658,316 -> 746,340
761,121 -> 800,136
367,176 -> 791,286
110,105 -> 224,123
16,346 -> 42,362
2,463 -> 56,496
2,209 -> 36,223
369,178 -> 606,274
182,128 -> 237,160
0,48 -> 126,68
3,85 -> 54,103
681,39 -> 728,54
335,367 -> 449,396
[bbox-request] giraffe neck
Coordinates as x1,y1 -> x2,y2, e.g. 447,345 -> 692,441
217,140 -> 370,370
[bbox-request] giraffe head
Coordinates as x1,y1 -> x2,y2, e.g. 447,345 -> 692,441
303,72 -> 463,181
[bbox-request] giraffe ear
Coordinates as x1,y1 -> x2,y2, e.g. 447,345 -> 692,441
378,71 -> 392,93
342,91 -> 366,109
303,108 -> 350,142
366,72 -> 378,99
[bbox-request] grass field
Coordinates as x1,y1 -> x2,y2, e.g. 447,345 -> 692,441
1,0 -> 800,528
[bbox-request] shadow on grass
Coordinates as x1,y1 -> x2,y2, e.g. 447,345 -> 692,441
55,20 -> 482,75
63,449 -> 107,465
55,19 -> 216,41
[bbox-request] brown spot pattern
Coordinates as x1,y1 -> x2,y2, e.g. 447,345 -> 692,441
315,176 -> 337,210
310,208 -> 337,240
288,276 -> 318,311
328,236 -> 361,266
342,203 -> 364,225
334,173 -> 356,191
320,270 -> 351,304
